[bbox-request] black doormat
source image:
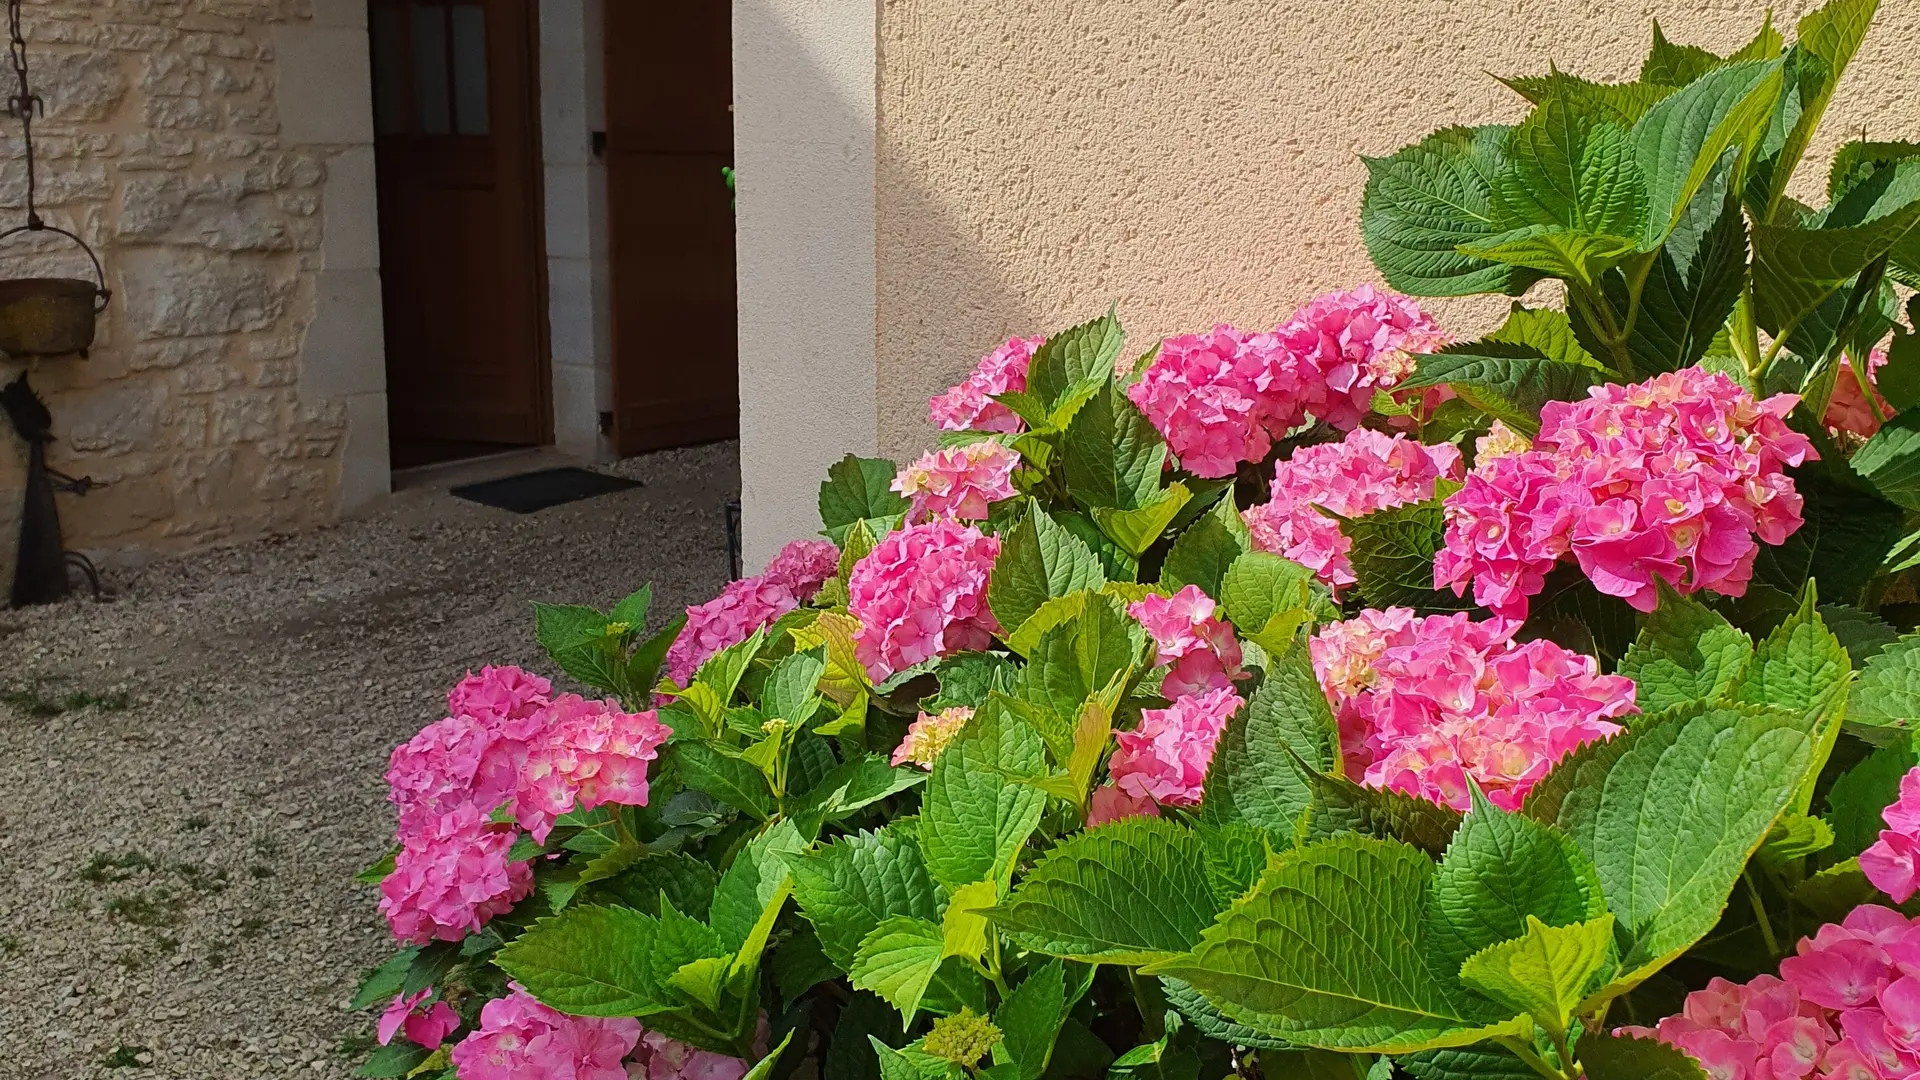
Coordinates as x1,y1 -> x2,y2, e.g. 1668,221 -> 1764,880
450,467 -> 642,514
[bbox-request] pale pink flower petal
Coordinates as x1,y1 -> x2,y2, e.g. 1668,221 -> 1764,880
847,519 -> 1001,682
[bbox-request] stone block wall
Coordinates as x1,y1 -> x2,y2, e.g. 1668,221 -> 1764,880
0,0 -> 381,593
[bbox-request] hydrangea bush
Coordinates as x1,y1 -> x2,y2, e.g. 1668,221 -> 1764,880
348,2 -> 1920,1077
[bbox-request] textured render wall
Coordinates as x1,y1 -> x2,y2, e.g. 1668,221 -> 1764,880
0,0 -> 380,591
733,0 -> 878,569
873,0 -> 1920,463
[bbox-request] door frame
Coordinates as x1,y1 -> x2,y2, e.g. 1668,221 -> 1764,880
369,0 -> 556,462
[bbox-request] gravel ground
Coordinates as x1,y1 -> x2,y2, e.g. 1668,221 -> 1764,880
0,442 -> 741,1080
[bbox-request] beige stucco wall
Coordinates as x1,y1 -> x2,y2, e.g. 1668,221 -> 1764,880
872,0 -> 1920,464
0,0 -> 387,593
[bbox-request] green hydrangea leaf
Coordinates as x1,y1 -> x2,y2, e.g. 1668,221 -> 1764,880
1629,58 -> 1784,243
1360,125 -> 1532,297
1617,585 -> 1753,712
921,697 -> 1047,890
1851,636 -> 1920,742
1577,1033 -> 1710,1080
1399,336 -> 1605,435
1398,1045 -> 1541,1080
1160,495 -> 1250,598
1457,914 -> 1616,1040
1750,468 -> 1905,603
1343,497 -> 1476,615
820,454 -> 909,536
495,905 -> 688,1016
992,816 -> 1222,966
1219,551 -> 1336,655
708,820 -> 804,953
1199,638 -> 1340,838
1749,0 -> 1883,221
1820,604 -> 1901,667
1158,978 -> 1293,1051
1009,591 -> 1141,728
1025,309 -> 1125,415
991,960 -> 1068,1080
788,754 -> 927,839
671,741 -> 774,821
1143,835 -> 1526,1053
1490,101 -> 1649,238
1297,755 -> 1464,858
1523,704 -> 1823,1001
851,916 -> 947,1023
1614,147 -> 1749,376
989,501 -> 1106,636
1426,788 -> 1609,982
1062,380 -> 1165,511
790,826 -> 940,971
1751,196 -> 1920,348
1093,483 -> 1193,558
1826,740 -> 1917,861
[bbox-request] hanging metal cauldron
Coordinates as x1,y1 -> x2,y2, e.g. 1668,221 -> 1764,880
0,0 -> 110,359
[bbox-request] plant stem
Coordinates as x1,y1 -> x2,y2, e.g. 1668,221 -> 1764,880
1744,869 -> 1782,959
1498,1035 -> 1575,1080
1130,969 -> 1167,1041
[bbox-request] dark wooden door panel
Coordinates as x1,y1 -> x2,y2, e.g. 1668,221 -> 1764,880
372,0 -> 549,459
605,1 -> 739,456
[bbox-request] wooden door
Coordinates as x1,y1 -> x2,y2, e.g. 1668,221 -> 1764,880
604,3 -> 740,455
370,0 -> 549,468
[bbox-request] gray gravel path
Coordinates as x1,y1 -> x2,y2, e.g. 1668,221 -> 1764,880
0,442 -> 740,1080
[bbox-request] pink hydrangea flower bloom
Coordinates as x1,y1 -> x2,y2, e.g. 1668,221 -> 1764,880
1310,609 -> 1636,811
1109,687 -> 1243,808
1437,367 -> 1815,618
379,988 -> 460,1049
1243,428 -> 1464,592
450,984 -> 641,1080
847,519 -> 1001,682
1863,768 -> 1920,904
379,803 -> 534,944
893,442 -> 1021,522
761,539 -> 840,602
1127,586 -> 1246,698
514,696 -> 672,843
892,706 -> 974,769
388,667 -> 555,842
627,1027 -> 757,1080
1086,784 -> 1161,827
929,335 -> 1044,434
1827,348 -> 1892,439
1126,325 -> 1303,478
1474,421 -> 1532,463
1622,907 -> 1920,1080
1274,284 -> 1451,431
664,576 -> 800,688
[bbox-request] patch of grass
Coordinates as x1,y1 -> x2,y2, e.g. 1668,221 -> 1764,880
180,815 -> 210,832
0,934 -> 22,954
0,688 -> 130,717
247,864 -> 275,880
80,851 -> 157,884
251,837 -> 282,857
103,1045 -> 149,1068
104,887 -> 184,928
335,1032 -> 378,1058
171,862 -> 228,894
238,916 -> 268,939
115,948 -> 145,971
204,942 -> 229,968
152,934 -> 179,954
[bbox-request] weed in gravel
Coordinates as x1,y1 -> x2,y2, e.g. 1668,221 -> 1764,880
248,863 -> 275,880
104,887 -> 185,928
180,814 -> 210,832
116,948 -> 145,970
80,851 -> 157,883
238,916 -> 269,938
103,1045 -> 150,1068
171,862 -> 228,893
0,688 -> 130,716
0,934 -> 21,954
252,837 -> 282,857
205,942 -> 229,967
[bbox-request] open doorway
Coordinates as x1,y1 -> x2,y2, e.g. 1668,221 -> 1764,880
369,0 -> 551,470
603,4 -> 740,455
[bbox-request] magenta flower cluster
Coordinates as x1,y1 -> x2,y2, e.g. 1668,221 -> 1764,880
1244,427 -> 1464,593
1124,287 -> 1450,478
1621,906 -> 1920,1080
1106,685 -> 1243,810
893,441 -> 1021,522
378,988 -> 459,1051
1309,609 -> 1636,811
847,518 -> 1001,682
378,667 -> 668,944
1863,767 -> 1920,904
447,984 -> 756,1080
1127,585 -> 1246,698
1435,367 -> 1815,618
665,539 -> 840,687
928,334 -> 1044,434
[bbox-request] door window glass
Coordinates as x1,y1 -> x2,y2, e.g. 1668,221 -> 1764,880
450,5 -> 490,136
